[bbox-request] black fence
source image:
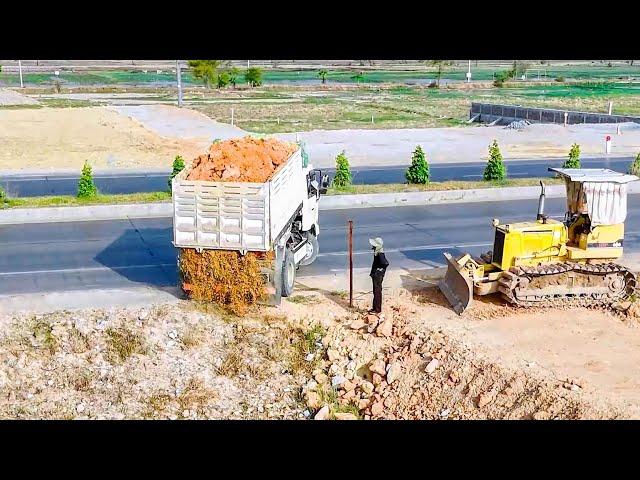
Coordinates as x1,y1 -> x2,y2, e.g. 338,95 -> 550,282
470,102 -> 640,126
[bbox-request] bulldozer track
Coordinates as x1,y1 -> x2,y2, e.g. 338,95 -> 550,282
498,262 -> 637,308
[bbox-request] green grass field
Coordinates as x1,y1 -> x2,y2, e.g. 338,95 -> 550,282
2,63 -> 640,88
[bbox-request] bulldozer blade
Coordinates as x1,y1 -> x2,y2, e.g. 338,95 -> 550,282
439,252 -> 474,315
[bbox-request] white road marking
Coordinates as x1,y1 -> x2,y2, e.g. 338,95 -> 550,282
0,263 -> 175,276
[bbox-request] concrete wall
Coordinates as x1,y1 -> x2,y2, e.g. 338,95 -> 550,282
470,102 -> 640,126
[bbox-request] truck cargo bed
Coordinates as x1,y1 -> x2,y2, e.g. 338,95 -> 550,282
172,149 -> 305,252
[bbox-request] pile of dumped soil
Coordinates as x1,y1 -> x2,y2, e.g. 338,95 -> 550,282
179,249 -> 274,315
186,137 -> 298,183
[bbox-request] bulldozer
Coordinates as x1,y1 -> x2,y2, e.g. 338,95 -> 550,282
440,168 -> 638,314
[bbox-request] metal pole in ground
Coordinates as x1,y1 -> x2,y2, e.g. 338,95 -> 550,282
18,60 -> 24,88
608,101 -> 613,115
176,60 -> 183,107
348,220 -> 353,308
231,108 -> 234,126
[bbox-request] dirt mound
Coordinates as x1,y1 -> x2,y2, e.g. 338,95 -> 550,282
186,137 -> 298,183
179,248 -> 274,315
302,295 -> 625,420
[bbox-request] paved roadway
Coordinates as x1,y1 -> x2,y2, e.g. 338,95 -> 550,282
3,195 -> 640,297
0,156 -> 634,197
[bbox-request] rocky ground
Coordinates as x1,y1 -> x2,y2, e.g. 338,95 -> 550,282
2,285 -> 640,420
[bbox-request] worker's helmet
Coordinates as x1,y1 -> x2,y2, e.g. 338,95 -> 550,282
369,237 -> 383,249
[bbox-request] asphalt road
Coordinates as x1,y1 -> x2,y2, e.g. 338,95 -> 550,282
3,195 -> 640,296
1,156 -> 634,197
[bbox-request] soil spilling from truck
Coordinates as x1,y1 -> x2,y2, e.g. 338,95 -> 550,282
179,248 -> 274,315
186,137 -> 298,183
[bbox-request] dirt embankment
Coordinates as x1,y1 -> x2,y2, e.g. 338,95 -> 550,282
3,284 -> 640,420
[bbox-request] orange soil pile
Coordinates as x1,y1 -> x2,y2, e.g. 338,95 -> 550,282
186,137 -> 298,183
179,248 -> 274,315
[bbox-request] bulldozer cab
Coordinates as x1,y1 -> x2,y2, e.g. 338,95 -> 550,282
549,168 -> 638,248
549,168 -> 638,226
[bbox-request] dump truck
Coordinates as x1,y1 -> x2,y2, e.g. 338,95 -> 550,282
440,168 -> 638,314
172,147 -> 328,304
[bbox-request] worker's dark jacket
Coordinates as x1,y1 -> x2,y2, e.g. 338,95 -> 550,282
370,252 -> 389,277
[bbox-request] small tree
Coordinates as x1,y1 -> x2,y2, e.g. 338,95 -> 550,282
245,67 -> 263,87
483,140 -> 507,181
228,67 -> 240,88
563,143 -> 581,168
77,161 -> 98,198
628,152 -> 640,176
318,69 -> 328,84
188,60 -> 224,89
168,155 -> 186,191
427,60 -> 453,88
217,71 -> 231,89
405,145 -> 430,184
332,151 -> 352,189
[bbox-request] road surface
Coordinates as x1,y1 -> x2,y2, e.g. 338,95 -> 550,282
3,195 -> 640,297
0,156 -> 634,197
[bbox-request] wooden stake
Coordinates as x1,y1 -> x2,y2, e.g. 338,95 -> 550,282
348,220 -> 353,308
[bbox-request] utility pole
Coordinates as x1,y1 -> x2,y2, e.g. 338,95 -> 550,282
18,60 -> 24,88
176,60 -> 183,107
348,220 -> 353,308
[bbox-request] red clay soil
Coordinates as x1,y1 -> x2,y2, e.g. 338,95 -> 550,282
186,137 -> 298,183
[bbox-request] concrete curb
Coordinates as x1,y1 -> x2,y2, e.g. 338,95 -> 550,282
2,183 -> 640,224
0,203 -> 172,225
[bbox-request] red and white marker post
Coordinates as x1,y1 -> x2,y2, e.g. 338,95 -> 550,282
605,135 -> 612,155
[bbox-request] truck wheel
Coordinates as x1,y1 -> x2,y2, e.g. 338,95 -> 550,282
299,232 -> 319,266
282,248 -> 296,297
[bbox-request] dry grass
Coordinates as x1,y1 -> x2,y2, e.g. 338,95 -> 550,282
104,326 -> 147,364
177,377 -> 217,417
287,295 -> 321,305
179,324 -> 204,350
215,345 -> 244,377
31,320 -> 58,355
68,326 -> 91,354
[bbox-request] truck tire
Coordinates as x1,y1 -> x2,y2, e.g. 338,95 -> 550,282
299,232 -> 319,266
282,247 -> 296,297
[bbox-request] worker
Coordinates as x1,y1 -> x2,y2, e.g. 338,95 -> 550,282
369,237 -> 389,314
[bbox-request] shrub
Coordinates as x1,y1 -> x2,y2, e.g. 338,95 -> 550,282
555,76 -> 565,82
77,161 -> 97,198
217,72 -> 231,88
0,185 -> 7,208
332,151 -> 352,189
168,155 -> 186,191
245,67 -> 263,87
483,140 -> 507,181
563,143 -> 581,168
628,152 -> 640,176
405,145 -> 430,184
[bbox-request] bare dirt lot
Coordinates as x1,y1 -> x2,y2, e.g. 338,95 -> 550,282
0,106 -> 207,171
3,283 -> 640,420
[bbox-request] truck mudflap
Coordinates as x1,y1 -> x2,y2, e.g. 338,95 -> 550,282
439,252 -> 475,315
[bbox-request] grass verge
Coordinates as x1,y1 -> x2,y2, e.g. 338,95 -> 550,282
1,180 -> 563,210
326,178 -> 564,195
3,191 -> 171,209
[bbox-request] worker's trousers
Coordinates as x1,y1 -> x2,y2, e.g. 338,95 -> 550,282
371,270 -> 385,313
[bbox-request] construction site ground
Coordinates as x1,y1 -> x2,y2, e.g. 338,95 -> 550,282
4,278 -> 640,419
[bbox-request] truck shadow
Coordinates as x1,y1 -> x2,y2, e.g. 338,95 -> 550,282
93,226 -> 179,291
